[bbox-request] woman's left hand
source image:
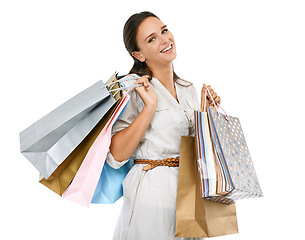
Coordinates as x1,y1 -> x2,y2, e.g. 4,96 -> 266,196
201,84 -> 221,110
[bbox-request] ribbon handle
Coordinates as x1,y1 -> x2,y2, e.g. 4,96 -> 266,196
102,74 -> 143,97
102,74 -> 140,89
201,87 -> 230,121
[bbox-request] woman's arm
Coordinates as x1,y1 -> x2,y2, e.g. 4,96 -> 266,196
109,76 -> 158,162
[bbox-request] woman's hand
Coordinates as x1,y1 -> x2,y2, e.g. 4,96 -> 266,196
135,75 -> 158,112
201,84 -> 221,111
110,75 -> 157,162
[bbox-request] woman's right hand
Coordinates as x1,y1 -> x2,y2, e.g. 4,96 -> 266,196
134,75 -> 158,112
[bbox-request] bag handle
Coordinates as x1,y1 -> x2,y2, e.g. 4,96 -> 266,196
102,74 -> 139,89
202,87 -> 218,112
102,74 -> 143,97
202,87 -> 230,121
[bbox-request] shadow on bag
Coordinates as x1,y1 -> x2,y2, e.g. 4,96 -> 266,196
175,136 -> 239,238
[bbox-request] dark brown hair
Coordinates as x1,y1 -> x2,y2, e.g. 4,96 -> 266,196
123,11 -> 182,83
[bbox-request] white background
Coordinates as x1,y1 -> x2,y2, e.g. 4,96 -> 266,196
1,0 -> 304,239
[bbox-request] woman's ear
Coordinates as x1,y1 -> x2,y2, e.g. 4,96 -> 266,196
132,51 -> 146,62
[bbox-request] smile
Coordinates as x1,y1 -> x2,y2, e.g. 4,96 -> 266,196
160,44 -> 173,53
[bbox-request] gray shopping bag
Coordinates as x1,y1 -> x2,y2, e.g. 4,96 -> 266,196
206,106 -> 263,203
20,73 -> 118,179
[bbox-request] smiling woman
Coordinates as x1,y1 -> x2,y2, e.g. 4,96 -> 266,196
123,11 -> 180,82
106,11 -> 221,240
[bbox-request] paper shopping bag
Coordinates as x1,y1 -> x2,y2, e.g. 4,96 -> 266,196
175,136 -> 238,238
91,158 -> 134,204
62,91 -> 130,207
194,89 -> 234,199
39,75 -> 123,195
20,73 -> 118,179
206,106 -> 263,203
194,110 -> 218,197
39,101 -> 120,195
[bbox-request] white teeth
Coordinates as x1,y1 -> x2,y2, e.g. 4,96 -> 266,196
161,45 -> 172,53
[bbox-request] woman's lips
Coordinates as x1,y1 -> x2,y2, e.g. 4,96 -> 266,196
160,44 -> 173,53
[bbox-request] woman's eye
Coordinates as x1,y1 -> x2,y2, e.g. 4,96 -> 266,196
148,37 -> 155,43
162,29 -> 168,34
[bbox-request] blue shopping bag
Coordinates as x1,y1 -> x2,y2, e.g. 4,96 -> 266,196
91,158 -> 134,204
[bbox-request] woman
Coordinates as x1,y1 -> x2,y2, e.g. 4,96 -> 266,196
106,11 -> 221,240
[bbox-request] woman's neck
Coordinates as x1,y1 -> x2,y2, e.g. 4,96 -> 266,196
150,63 -> 174,90
149,63 -> 178,101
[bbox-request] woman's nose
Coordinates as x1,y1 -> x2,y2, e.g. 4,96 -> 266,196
160,35 -> 169,45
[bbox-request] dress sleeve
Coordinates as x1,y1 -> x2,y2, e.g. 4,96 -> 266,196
111,88 -> 141,136
106,79 -> 143,169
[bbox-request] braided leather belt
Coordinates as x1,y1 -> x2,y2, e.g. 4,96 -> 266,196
134,157 -> 179,171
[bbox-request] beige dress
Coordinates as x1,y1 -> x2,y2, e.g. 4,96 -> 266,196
106,76 -> 205,240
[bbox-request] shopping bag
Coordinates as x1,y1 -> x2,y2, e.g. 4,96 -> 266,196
20,73 -> 118,179
206,105 -> 263,203
39,75 -> 123,195
175,136 -> 239,238
62,91 -> 130,207
91,158 -> 134,204
194,90 -> 232,198
39,101 -> 120,195
194,110 -> 218,197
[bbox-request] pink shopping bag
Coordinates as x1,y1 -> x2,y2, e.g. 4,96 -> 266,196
62,91 -> 130,207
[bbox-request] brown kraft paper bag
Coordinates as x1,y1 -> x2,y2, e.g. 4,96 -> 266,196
175,136 -> 239,238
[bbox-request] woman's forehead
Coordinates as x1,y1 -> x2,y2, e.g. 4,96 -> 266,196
137,17 -> 166,39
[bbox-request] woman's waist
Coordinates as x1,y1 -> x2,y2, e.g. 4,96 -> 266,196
132,149 -> 180,160
134,157 -> 179,171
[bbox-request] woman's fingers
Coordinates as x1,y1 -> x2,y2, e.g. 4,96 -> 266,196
134,75 -> 158,110
201,83 -> 207,92
135,75 -> 150,88
215,96 -> 221,105
202,85 -> 214,97
211,91 -> 217,100
207,85 -> 214,97
201,83 -> 221,107
201,84 -> 205,105
209,96 -> 221,105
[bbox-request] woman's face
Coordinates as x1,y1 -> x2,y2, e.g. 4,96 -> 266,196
132,17 -> 177,67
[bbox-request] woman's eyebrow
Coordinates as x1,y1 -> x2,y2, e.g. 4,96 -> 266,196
145,25 -> 167,41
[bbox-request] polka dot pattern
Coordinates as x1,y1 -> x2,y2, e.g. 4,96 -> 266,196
207,107 -> 263,204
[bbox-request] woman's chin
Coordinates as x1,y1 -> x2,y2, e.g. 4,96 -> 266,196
161,52 -> 177,63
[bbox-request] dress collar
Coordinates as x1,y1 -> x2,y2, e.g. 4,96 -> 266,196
151,77 -> 181,106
